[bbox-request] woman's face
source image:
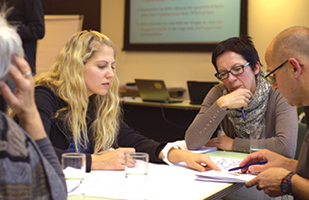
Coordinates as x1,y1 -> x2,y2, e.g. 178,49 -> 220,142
84,45 -> 115,97
216,51 -> 260,94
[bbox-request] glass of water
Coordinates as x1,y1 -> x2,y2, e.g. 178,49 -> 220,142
61,152 -> 86,200
125,152 -> 149,200
250,124 -> 265,153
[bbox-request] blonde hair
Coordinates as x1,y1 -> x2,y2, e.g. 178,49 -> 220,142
35,30 -> 121,153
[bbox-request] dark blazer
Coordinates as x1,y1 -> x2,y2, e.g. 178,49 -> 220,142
3,0 -> 45,74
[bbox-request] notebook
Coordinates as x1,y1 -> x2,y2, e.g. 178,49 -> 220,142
135,79 -> 183,103
187,81 -> 219,105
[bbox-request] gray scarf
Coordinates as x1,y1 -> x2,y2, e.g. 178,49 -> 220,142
223,71 -> 270,138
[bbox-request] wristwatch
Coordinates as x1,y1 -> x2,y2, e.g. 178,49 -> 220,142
281,171 -> 296,195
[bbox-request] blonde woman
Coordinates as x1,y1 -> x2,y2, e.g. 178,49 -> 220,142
27,30 -> 220,172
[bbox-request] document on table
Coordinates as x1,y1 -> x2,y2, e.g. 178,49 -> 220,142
195,170 -> 256,183
84,162 -> 235,200
195,157 -> 257,183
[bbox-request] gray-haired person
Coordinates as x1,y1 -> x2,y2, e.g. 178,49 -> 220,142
0,13 -> 66,200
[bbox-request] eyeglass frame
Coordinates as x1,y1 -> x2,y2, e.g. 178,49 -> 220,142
214,62 -> 251,81
264,60 -> 288,84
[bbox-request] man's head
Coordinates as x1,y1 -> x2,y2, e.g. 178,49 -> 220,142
265,26 -> 309,107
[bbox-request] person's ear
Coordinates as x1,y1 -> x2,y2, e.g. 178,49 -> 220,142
288,58 -> 302,79
253,61 -> 260,75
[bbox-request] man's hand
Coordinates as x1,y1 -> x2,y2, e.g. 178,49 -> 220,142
246,168 -> 290,197
239,149 -> 297,173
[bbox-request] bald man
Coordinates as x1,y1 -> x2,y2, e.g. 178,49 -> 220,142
238,26 -> 309,200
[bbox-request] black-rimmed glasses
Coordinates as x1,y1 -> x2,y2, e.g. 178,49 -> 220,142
215,62 -> 250,81
264,60 -> 288,84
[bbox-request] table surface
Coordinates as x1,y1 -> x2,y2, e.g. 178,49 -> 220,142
70,151 -> 248,200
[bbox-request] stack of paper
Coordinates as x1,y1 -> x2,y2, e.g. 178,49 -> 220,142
195,157 -> 257,183
196,170 -> 256,183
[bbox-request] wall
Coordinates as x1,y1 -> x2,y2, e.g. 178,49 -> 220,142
101,0 -> 309,99
43,0 -> 101,31
37,15 -> 83,74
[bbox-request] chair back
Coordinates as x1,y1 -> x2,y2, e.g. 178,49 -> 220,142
295,123 -> 307,160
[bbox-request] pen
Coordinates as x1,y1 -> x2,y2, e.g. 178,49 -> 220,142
228,160 -> 267,172
241,107 -> 246,121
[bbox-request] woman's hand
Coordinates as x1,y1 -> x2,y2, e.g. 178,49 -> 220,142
91,148 -> 135,170
205,135 -> 233,151
163,148 -> 221,172
217,88 -> 252,110
0,55 -> 46,140
181,151 -> 221,172
0,55 -> 35,119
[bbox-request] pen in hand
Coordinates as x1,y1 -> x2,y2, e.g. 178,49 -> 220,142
228,160 -> 267,172
241,107 -> 246,121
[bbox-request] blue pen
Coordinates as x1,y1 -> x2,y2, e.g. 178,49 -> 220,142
228,160 -> 267,172
241,107 -> 246,121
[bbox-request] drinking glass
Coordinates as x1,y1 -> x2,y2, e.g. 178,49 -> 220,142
62,153 -> 86,200
250,124 -> 265,153
125,152 -> 149,200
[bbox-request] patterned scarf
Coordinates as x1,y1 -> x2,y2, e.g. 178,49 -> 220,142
223,71 -> 270,138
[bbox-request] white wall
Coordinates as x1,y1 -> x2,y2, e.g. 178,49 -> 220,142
101,0 -> 309,99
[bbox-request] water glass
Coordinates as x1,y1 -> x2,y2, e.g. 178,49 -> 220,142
62,153 -> 86,200
125,152 -> 149,200
250,124 -> 265,153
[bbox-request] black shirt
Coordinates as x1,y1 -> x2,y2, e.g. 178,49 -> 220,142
33,85 -> 166,172
1,0 -> 45,74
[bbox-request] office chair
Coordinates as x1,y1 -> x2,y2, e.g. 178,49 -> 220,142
295,123 -> 307,160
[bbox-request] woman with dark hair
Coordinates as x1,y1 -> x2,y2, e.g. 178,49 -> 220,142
185,36 -> 298,158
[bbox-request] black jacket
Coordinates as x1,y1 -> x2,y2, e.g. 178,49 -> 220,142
2,0 -> 45,74
32,85 -> 166,172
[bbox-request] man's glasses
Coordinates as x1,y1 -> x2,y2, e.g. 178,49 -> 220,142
215,62 -> 250,81
264,60 -> 288,84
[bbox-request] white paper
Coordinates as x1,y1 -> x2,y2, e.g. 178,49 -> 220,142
84,163 -> 233,200
196,170 -> 256,183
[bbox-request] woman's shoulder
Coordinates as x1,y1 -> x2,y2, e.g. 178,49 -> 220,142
267,88 -> 295,111
215,83 -> 225,90
35,85 -> 55,96
267,88 -> 285,102
207,83 -> 225,97
35,85 -> 64,107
